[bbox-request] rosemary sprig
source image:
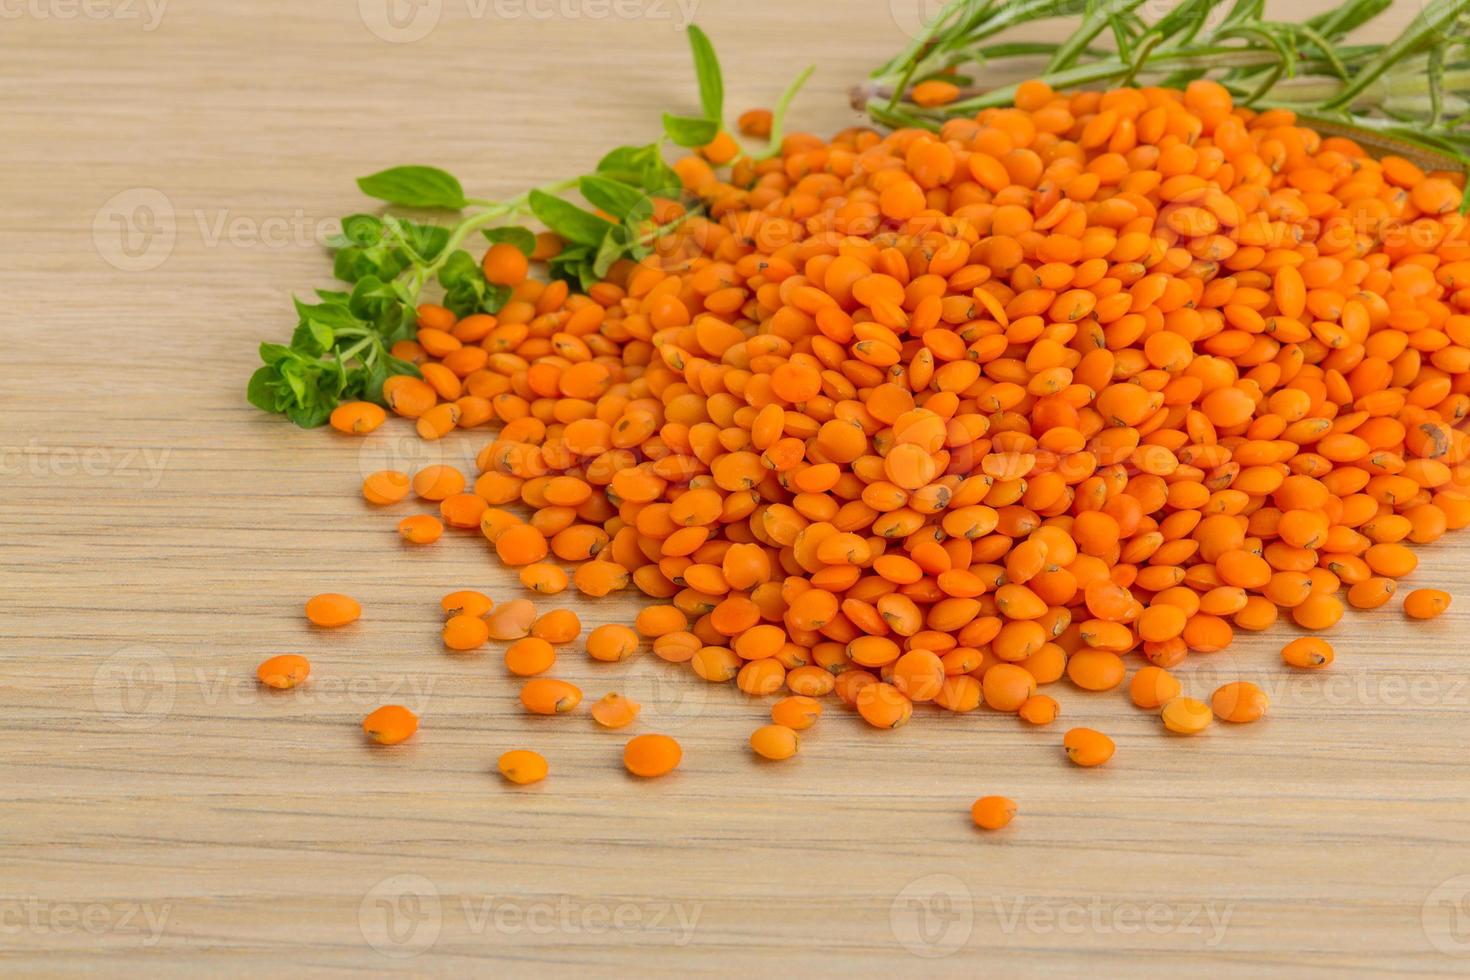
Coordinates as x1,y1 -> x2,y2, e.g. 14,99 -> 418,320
861,0 -> 1470,203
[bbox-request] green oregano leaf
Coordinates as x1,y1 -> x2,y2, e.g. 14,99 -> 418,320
356,166 -> 467,209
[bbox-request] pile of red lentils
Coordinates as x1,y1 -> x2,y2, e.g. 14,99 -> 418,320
262,79 -> 1467,829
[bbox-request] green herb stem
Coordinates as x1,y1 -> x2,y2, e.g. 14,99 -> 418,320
861,0 -> 1470,191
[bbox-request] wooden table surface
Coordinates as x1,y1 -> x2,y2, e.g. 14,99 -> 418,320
6,0 -> 1470,975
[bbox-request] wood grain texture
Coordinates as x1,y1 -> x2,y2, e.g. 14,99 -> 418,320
4,0 -> 1470,975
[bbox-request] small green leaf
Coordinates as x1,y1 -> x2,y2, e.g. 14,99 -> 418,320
332,242 -> 409,285
384,354 -> 422,379
247,366 -> 282,412
292,296 -> 362,331
437,249 -> 482,288
482,283 -> 513,314
356,166 -> 467,209
662,113 -> 719,148
547,243 -> 596,287
593,226 -> 630,278
597,144 -> 656,181
286,400 -> 333,429
326,214 -> 385,249
406,221 -> 450,261
440,253 -> 488,318
685,25 -> 723,123
307,320 -> 335,349
442,280 -> 484,318
258,342 -> 297,367
291,318 -> 334,355
360,356 -> 390,404
482,226 -> 537,256
755,64 -> 815,161
528,189 -> 615,247
579,175 -> 650,221
385,217 -> 450,261
596,143 -> 680,195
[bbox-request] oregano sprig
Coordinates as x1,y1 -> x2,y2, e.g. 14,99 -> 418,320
250,26 -> 815,427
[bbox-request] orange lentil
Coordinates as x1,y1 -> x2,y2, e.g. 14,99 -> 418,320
440,493 -> 487,528
485,598 -> 537,640
330,401 -> 387,434
983,664 -> 1037,712
362,470 -> 411,505
398,514 -> 444,544
483,242 -> 529,286
1129,666 -> 1181,709
531,609 -> 582,644
363,705 -> 418,745
856,682 -> 913,728
1282,637 -> 1334,669
692,645 -> 742,682
497,749 -> 548,785
1347,577 -> 1396,610
1063,727 -> 1115,766
587,624 -> 640,662
256,654 -> 310,690
519,564 -> 569,594
1211,682 -> 1269,723
635,605 -> 689,638
574,561 -> 630,597
305,593 -> 360,628
771,695 -> 822,730
495,525 -> 548,566
1290,593 -> 1343,630
737,108 -> 773,138
971,795 -> 1016,830
411,465 -> 464,501
653,631 -> 701,663
590,692 -> 641,728
1161,697 -> 1213,735
505,637 -> 556,676
1404,589 -> 1451,620
520,678 -> 582,715
912,80 -> 962,107
1066,650 -> 1125,691
623,734 -> 682,777
441,590 -> 492,618
1018,694 -> 1059,725
750,724 -> 800,760
443,614 -> 490,652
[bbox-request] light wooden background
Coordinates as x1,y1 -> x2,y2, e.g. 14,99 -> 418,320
5,0 -> 1470,975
